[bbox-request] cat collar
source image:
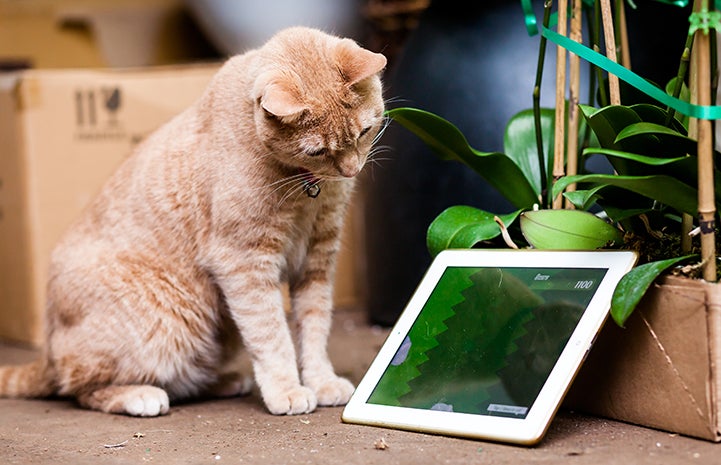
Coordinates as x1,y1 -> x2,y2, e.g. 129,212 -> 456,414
299,170 -> 321,198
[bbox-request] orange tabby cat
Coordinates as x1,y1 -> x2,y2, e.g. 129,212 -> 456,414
0,27 -> 386,416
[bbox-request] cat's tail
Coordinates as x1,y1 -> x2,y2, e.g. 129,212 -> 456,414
0,359 -> 56,398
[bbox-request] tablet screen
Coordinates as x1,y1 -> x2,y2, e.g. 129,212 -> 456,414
365,266 -> 608,419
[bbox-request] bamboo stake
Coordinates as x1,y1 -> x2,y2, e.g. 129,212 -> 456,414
616,0 -> 631,69
693,0 -> 717,281
552,0 -> 569,209
564,0 -> 583,208
600,0 -> 620,105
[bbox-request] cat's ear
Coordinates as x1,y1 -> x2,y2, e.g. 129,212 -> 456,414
336,40 -> 387,85
255,73 -> 306,120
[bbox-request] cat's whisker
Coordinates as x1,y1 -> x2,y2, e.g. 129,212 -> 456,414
275,175 -> 321,207
366,146 -> 392,166
273,179 -> 311,201
251,172 -> 311,198
383,96 -> 408,106
372,118 -> 392,146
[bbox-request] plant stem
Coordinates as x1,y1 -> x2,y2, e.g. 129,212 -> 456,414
593,0 -> 609,107
666,33 -> 694,126
577,6 -> 595,154
553,0 -> 569,209
533,2 -> 553,208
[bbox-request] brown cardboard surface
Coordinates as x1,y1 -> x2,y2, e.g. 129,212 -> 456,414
0,64 -> 363,347
567,275 -> 721,441
0,65 -> 218,345
0,0 -> 215,69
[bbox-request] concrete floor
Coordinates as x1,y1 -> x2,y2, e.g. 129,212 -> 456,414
1,307 -> 719,464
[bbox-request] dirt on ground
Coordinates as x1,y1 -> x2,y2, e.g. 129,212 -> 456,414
1,308 -> 719,465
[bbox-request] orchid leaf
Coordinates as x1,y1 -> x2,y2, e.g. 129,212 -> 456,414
426,206 -> 521,257
503,108 -> 554,195
553,174 -> 700,216
582,147 -> 700,187
387,107 -> 539,209
519,209 -> 623,250
562,186 -> 606,210
582,147 -> 689,166
615,122 -> 698,156
611,255 -> 697,327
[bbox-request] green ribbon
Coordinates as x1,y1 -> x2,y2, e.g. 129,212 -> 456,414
521,0 -> 538,35
519,0 -> 721,120
542,26 -> 721,119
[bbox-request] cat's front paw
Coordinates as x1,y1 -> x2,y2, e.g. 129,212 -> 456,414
123,387 -> 170,417
263,385 -> 317,415
310,376 -> 355,407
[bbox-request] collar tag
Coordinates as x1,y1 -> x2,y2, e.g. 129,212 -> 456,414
304,181 -> 321,198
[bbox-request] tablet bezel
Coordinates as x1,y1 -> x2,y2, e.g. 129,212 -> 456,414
342,249 -> 637,445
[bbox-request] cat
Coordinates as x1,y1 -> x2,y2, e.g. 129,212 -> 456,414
0,27 -> 386,417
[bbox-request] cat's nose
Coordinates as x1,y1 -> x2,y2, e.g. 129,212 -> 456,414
335,155 -> 362,177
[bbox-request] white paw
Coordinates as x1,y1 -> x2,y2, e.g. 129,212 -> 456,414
263,385 -> 317,415
311,376 -> 355,407
123,386 -> 170,417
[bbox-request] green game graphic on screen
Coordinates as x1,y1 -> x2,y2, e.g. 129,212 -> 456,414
367,266 -> 607,418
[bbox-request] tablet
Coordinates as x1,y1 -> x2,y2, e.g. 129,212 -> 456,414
342,249 -> 637,445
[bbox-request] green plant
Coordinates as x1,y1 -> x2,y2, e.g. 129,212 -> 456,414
386,0 -> 719,326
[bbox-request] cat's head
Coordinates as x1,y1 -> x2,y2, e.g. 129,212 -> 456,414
251,27 -> 387,179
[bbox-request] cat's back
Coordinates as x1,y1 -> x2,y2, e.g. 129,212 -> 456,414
51,26 -> 385,267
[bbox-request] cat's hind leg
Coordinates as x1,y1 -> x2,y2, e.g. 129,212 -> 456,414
76,385 -> 170,417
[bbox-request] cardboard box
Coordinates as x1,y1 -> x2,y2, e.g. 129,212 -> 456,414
0,64 -> 364,346
0,0 -> 216,69
566,275 -> 721,441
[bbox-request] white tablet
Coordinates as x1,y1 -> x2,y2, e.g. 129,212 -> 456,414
342,249 -> 637,445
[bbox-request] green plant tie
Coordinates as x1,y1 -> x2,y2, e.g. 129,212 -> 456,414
689,7 -> 721,35
520,0 -> 721,120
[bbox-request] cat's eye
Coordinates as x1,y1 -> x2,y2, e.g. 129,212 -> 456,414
358,126 -> 372,138
307,148 -> 328,157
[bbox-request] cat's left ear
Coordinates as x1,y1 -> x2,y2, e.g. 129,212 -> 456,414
336,40 -> 387,85
255,72 -> 307,121
261,82 -> 306,119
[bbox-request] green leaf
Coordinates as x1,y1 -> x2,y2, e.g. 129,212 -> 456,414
426,206 -> 522,257
581,147 -> 689,167
519,209 -> 623,250
627,103 -> 686,134
503,108 -> 554,195
581,147 -> 711,199
615,122 -> 698,156
387,108 -> 540,209
562,186 -> 605,210
552,174 -> 700,216
581,104 -> 642,150
599,205 -> 653,223
610,255 -> 696,327
581,104 -> 688,176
